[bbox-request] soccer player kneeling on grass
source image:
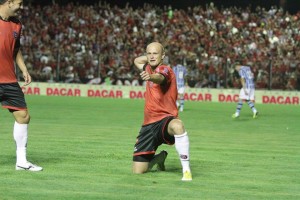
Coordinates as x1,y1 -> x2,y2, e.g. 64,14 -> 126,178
132,42 -> 192,181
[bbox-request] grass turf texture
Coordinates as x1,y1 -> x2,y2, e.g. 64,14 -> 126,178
0,95 -> 299,200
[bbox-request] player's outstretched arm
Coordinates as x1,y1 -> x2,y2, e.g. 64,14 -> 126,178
134,55 -> 148,71
140,71 -> 165,84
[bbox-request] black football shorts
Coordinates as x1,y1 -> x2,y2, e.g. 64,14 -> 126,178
0,83 -> 27,111
133,116 -> 175,162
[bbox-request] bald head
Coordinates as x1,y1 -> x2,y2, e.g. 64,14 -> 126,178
146,42 -> 165,54
146,42 -> 165,68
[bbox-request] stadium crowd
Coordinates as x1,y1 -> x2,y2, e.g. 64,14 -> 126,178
20,1 -> 300,90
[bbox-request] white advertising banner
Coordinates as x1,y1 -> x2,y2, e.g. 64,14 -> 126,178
21,82 -> 300,105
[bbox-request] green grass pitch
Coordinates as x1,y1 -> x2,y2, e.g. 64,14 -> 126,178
0,95 -> 299,200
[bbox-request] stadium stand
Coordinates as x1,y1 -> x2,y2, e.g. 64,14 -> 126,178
20,1 -> 300,90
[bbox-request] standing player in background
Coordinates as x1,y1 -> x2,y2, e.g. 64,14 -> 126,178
132,42 -> 192,181
172,58 -> 187,112
232,62 -> 259,119
0,0 -> 42,171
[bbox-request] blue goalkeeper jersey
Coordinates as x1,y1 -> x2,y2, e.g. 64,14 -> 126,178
239,66 -> 255,89
173,64 -> 187,88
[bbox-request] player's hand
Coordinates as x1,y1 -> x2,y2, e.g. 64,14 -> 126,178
23,71 -> 32,86
140,71 -> 151,81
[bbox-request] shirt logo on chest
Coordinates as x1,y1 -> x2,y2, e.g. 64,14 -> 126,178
13,31 -> 19,39
163,68 -> 169,75
149,81 -> 154,88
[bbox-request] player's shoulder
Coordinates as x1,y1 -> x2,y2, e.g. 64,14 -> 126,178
156,64 -> 173,73
240,65 -> 248,71
158,64 -> 171,69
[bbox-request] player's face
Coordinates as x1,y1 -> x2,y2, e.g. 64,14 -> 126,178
8,0 -> 23,17
235,65 -> 241,71
146,44 -> 165,67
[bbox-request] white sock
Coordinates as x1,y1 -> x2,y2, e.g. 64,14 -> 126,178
13,121 -> 28,164
174,132 -> 191,173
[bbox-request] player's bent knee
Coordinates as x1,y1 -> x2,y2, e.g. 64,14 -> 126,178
132,162 -> 148,174
13,110 -> 30,124
168,119 -> 185,135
